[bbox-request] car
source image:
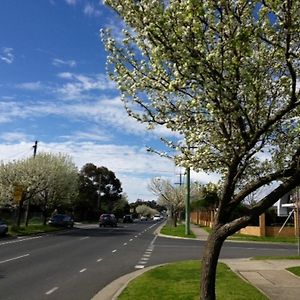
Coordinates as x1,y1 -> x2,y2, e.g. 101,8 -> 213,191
0,218 -> 8,236
140,216 -> 148,221
153,214 -> 161,221
48,214 -> 74,228
123,214 -> 133,223
99,214 -> 117,227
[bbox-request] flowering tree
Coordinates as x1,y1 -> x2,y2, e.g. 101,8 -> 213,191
102,1 -> 300,299
148,177 -> 185,227
0,153 -> 78,225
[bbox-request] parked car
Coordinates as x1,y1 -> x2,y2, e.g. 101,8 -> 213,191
0,218 -> 8,236
123,215 -> 133,223
48,214 -> 74,228
140,216 -> 148,221
99,214 -> 117,227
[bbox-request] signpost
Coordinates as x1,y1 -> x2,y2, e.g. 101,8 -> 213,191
13,185 -> 24,203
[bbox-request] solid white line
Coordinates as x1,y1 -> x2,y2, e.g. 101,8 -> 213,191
79,268 -> 87,273
0,254 -> 30,264
97,258 -> 103,262
0,236 -> 42,246
45,287 -> 59,295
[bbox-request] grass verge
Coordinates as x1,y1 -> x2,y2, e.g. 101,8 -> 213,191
287,266 -> 300,277
9,224 -> 63,236
160,224 -> 196,238
118,260 -> 267,300
251,255 -> 300,260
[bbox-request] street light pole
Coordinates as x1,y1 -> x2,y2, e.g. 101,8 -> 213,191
185,165 -> 191,235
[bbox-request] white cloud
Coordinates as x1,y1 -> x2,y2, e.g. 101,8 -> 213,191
52,58 -> 76,68
65,0 -> 77,5
0,47 -> 14,64
84,3 -> 102,17
16,81 -> 43,91
0,132 -> 33,143
56,72 -> 116,100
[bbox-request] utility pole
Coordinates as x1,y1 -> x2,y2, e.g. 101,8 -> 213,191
33,140 -> 38,157
25,141 -> 38,226
185,165 -> 191,235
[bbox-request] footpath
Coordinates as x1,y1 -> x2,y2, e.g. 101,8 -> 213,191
92,223 -> 300,300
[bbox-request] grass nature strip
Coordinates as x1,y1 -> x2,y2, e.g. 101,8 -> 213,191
160,224 -> 196,238
118,260 -> 267,300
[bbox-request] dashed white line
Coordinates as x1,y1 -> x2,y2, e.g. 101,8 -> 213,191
79,237 -> 90,240
45,287 -> 58,295
0,254 -> 30,264
112,249 -> 117,253
0,236 -> 42,246
135,265 -> 145,269
129,239 -> 133,242
79,268 -> 87,273
97,258 -> 103,262
123,242 -> 127,246
134,235 -> 138,238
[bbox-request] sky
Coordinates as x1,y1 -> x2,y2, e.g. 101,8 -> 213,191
0,0 -> 218,202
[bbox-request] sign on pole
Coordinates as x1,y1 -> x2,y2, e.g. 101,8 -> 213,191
13,185 -> 24,203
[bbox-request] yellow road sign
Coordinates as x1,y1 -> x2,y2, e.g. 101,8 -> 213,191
13,185 -> 24,202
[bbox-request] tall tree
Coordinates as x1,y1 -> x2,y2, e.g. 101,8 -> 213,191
102,1 -> 300,299
77,163 -> 122,218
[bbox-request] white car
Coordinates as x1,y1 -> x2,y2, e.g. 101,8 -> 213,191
153,215 -> 161,221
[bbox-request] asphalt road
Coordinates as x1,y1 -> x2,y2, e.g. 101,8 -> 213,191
0,221 -> 298,300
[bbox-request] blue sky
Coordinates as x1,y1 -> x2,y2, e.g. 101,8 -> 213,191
0,0 -> 217,202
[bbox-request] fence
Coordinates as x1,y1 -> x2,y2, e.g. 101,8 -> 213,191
191,210 -> 300,237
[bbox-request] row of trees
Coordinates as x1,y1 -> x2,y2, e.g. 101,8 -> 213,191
148,178 -> 219,227
0,154 -> 125,225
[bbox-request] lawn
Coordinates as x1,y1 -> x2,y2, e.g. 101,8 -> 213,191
118,260 -> 267,300
287,266 -> 300,277
160,224 -> 196,238
9,224 -> 64,236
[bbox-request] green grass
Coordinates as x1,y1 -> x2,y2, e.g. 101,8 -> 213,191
161,224 -> 196,238
9,224 -> 63,236
118,260 -> 267,300
251,255 -> 300,260
287,266 -> 300,277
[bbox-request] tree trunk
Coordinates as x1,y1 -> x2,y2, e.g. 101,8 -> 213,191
200,229 -> 226,300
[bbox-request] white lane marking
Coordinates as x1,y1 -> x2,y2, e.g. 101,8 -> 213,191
0,254 -> 30,264
134,235 -> 138,238
140,257 -> 149,261
79,237 -> 90,240
79,268 -> 87,273
45,287 -> 59,295
0,236 -> 43,246
112,249 -> 117,253
97,258 -> 103,262
135,265 -> 145,269
129,239 -> 133,242
123,242 -> 127,246
143,254 -> 151,257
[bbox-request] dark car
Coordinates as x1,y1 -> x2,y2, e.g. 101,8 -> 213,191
0,218 -> 8,236
123,214 -> 133,223
48,214 -> 74,228
99,214 -> 117,227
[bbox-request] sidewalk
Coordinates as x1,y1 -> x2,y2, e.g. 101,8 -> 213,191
92,223 -> 300,300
